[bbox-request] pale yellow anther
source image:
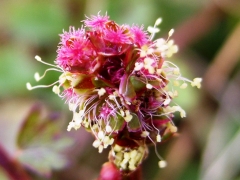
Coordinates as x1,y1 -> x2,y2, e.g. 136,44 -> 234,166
168,29 -> 174,37
34,72 -> 40,81
156,38 -> 165,48
124,110 -> 132,122
52,85 -> 60,94
147,26 -> 160,34
155,18 -> 162,26
26,83 -> 32,90
98,88 -> 106,97
144,57 -> 153,64
109,138 -> 114,145
103,136 -> 110,144
146,83 -> 153,89
120,110 -> 125,117
73,112 -> 83,125
68,103 -> 75,111
141,131 -> 150,137
171,45 -> 178,53
147,48 -> 154,55
106,125 -> 112,133
167,39 -> 174,46
97,131 -> 104,139
135,153 -> 142,162
130,150 -> 138,159
83,120 -> 89,128
173,68 -> 180,75
156,134 -> 161,142
134,62 -> 143,71
92,139 -> 101,148
191,78 -> 202,89
108,94 -> 115,100
140,45 -> 148,57
163,98 -> 171,106
67,121 -> 75,131
173,81 -> 179,86
168,91 -> 173,98
158,160 -> 167,168
129,164 -> 137,171
114,144 -> 123,152
92,124 -> 98,130
35,55 -> 42,61
120,161 -> 127,169
124,152 -> 130,160
115,152 -> 123,160
180,82 -> 188,89
174,90 -> 178,97
98,145 -> 104,153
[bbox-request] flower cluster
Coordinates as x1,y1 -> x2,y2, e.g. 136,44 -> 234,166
27,13 -> 201,173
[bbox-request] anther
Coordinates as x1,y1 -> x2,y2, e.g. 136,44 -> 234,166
26,82 -> 32,90
158,160 -> 167,168
34,72 -> 41,81
168,29 -> 174,37
35,55 -> 41,61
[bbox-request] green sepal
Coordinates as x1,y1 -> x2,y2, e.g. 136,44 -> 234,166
119,74 -> 136,101
109,114 -> 125,132
130,76 -> 146,92
127,113 -> 141,132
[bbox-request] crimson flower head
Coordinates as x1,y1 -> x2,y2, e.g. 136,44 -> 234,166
27,13 -> 201,173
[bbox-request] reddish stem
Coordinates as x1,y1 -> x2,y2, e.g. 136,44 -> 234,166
0,144 -> 30,180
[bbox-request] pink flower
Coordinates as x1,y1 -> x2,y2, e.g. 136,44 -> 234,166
27,14 -> 202,173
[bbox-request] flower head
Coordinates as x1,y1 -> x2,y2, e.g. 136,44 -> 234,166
27,14 -> 202,173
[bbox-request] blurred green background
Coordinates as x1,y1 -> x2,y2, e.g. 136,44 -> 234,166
1,0 -> 240,179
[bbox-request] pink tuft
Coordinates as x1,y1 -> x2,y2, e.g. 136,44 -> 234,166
56,27 -> 95,71
104,29 -> 131,44
84,14 -> 109,29
130,25 -> 149,46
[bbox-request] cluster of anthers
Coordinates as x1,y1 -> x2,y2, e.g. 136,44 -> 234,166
27,13 -> 201,173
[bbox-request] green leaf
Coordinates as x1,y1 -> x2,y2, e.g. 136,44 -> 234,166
17,105 -> 42,148
16,104 -> 73,177
18,147 -> 67,177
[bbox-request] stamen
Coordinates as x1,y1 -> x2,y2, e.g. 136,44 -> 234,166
180,83 -> 188,89
191,78 -> 202,88
34,68 -> 62,82
158,160 -> 167,168
141,131 -> 149,137
26,82 -> 33,90
52,85 -> 60,94
148,17 -> 162,40
146,84 -> 153,89
35,55 -> 41,61
34,55 -> 62,69
168,29 -> 174,37
124,110 -> 133,122
26,81 -> 59,90
34,72 -> 40,81
156,134 -> 161,142
155,18 -> 162,26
